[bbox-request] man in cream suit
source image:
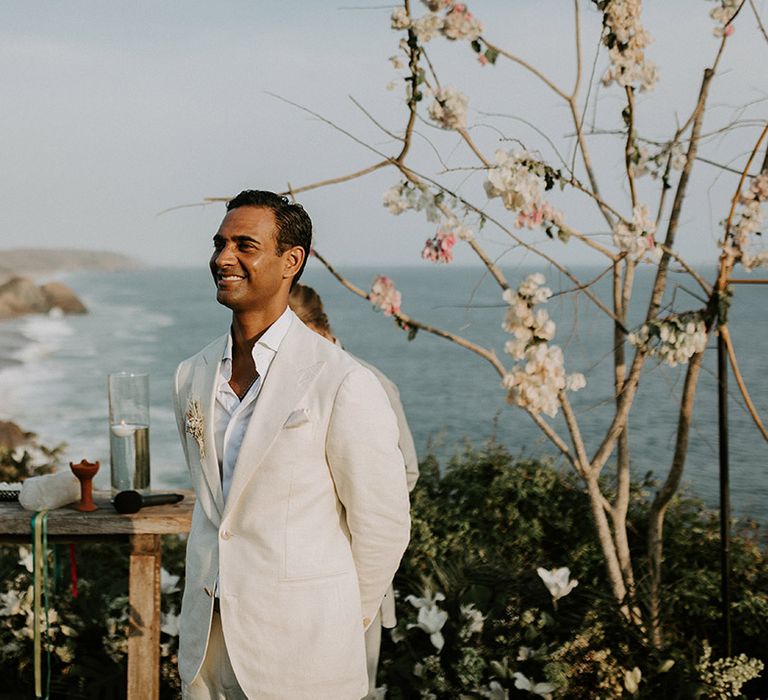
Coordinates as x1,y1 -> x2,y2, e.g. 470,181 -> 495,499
173,190 -> 411,699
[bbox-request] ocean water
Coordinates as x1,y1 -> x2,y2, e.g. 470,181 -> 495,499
0,264 -> 766,524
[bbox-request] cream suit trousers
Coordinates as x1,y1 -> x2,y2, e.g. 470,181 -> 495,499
182,611 -> 246,700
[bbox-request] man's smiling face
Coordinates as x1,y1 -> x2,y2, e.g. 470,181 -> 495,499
210,206 -> 287,313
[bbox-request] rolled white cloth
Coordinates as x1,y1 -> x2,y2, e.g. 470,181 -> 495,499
19,471 -> 81,511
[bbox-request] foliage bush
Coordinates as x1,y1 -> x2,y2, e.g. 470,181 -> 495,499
381,442 -> 767,698
1,440 -> 765,698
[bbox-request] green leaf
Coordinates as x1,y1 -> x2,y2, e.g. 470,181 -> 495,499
471,40 -> 482,54
485,47 -> 499,65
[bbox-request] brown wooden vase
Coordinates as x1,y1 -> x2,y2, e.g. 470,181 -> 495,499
70,459 -> 100,512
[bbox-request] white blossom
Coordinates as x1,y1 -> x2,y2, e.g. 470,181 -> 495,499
160,611 -> 180,637
624,666 -> 642,694
613,204 -> 659,261
710,0 -> 739,36
412,13 -> 442,42
537,566 -> 578,602
628,312 -> 708,367
479,681 -> 509,700
428,86 -> 468,130
485,149 -> 545,212
391,7 -> 411,30
160,567 -> 180,595
727,171 -> 768,271
669,142 -> 687,171
517,645 -> 534,661
441,4 -> 483,41
501,274 -> 585,416
513,672 -> 556,698
459,603 -> 484,639
484,149 -> 564,230
406,590 -> 448,651
599,0 -> 658,92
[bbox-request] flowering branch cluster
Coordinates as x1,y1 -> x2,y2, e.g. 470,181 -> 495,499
484,149 -> 565,236
628,312 -> 708,367
428,85 -> 469,130
369,275 -> 402,317
383,181 -> 474,264
594,0 -> 659,92
501,274 -> 586,417
726,171 -> 768,271
708,0 -> 740,37
422,228 -> 457,263
392,3 -> 482,44
628,140 -> 687,179
612,204 -> 660,261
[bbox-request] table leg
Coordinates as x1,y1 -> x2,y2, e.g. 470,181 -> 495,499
127,534 -> 161,699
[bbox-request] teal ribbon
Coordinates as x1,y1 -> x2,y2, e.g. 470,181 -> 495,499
31,511 -> 51,700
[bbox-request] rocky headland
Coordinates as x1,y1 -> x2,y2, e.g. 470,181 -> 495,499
0,248 -> 141,320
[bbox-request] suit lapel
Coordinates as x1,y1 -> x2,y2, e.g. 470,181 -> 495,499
188,335 -> 227,524
223,321 -> 324,518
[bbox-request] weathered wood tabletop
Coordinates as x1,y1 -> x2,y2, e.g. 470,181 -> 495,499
0,489 -> 194,699
0,489 -> 194,536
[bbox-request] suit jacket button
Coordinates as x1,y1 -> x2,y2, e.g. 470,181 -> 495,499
220,530 -> 231,540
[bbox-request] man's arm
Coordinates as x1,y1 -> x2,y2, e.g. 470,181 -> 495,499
326,366 -> 411,629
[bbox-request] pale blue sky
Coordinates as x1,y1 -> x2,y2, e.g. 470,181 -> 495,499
0,1 -> 765,269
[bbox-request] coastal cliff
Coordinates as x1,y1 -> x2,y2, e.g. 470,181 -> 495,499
0,248 -> 141,320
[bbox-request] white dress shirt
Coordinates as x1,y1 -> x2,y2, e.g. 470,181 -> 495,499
214,307 -> 294,503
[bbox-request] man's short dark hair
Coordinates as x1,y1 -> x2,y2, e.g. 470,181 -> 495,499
227,190 -> 312,287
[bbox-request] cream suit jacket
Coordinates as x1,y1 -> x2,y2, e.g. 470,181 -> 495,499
173,317 -> 411,700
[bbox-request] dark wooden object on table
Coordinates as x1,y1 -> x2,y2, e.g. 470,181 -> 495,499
0,489 -> 194,699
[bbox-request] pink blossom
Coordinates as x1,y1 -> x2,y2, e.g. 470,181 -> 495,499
724,24 -> 735,36
421,229 -> 457,263
515,201 -> 561,231
477,53 -> 489,66
370,275 -> 402,316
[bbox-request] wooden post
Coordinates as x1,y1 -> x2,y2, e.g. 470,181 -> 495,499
128,534 -> 161,699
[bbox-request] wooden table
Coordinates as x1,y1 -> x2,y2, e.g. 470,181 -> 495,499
0,490 -> 194,699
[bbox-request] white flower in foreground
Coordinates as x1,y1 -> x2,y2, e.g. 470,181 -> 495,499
624,666 -> 642,694
537,566 -> 578,602
160,567 -> 180,595
18,546 -> 33,573
428,86 -> 469,130
513,671 -> 556,698
517,645 -> 534,661
459,603 -> 485,638
479,680 -> 509,699
0,588 -> 26,617
406,590 -> 448,651
161,611 -> 181,637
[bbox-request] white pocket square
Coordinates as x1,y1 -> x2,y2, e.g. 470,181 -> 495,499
283,408 -> 310,429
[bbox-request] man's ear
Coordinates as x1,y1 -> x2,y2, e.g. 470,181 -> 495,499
282,246 -> 305,282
